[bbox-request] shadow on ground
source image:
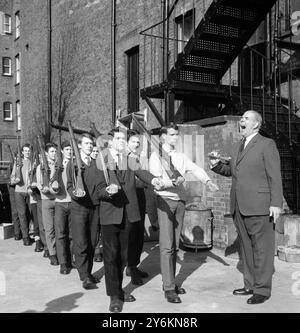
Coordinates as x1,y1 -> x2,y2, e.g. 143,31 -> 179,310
23,292 -> 84,313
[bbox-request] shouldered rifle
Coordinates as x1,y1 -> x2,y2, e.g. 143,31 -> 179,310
49,131 -> 63,193
67,121 -> 86,198
131,114 -> 182,181
6,143 -> 15,171
14,136 -> 23,184
37,135 -> 50,194
28,149 -> 38,189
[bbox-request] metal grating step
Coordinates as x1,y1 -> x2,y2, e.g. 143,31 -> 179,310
182,55 -> 225,70
177,70 -> 217,85
192,39 -> 235,56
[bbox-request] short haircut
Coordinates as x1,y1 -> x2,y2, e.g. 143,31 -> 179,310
107,127 -> 126,139
127,129 -> 140,142
77,133 -> 94,145
22,143 -> 32,151
246,110 -> 262,129
159,123 -> 179,137
45,142 -> 57,152
61,140 -> 72,150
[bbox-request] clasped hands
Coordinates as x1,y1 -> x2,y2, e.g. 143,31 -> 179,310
106,184 -> 119,196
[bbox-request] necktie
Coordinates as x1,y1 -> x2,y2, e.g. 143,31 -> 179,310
84,156 -> 91,166
240,137 -> 246,152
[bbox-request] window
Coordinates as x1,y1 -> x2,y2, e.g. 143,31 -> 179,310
176,9 -> 195,54
3,102 -> 13,121
15,11 -> 20,39
16,101 -> 21,130
4,14 -> 11,34
126,46 -> 139,114
15,54 -> 20,84
2,57 -> 11,76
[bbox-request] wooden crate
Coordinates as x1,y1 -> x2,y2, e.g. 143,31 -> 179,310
0,223 -> 14,240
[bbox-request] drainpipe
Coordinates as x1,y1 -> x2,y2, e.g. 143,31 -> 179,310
111,0 -> 116,125
47,0 -> 52,142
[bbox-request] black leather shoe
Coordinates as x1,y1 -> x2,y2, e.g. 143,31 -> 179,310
94,253 -> 103,262
14,234 -> 22,241
109,296 -> 123,313
43,250 -> 50,258
126,266 -> 149,278
49,255 -> 59,266
175,285 -> 186,295
23,237 -> 32,246
88,274 -> 100,284
164,290 -> 181,303
233,288 -> 253,296
34,240 -> 44,252
247,294 -> 269,304
60,264 -> 71,275
131,276 -> 143,285
82,277 -> 96,290
123,294 -> 136,302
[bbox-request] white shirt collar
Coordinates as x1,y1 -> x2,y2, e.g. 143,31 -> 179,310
162,144 -> 176,154
244,132 -> 258,147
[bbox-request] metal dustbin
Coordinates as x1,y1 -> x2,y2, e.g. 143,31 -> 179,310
181,197 -> 213,251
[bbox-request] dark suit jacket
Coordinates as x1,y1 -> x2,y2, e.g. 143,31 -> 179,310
212,133 -> 283,216
99,150 -> 155,225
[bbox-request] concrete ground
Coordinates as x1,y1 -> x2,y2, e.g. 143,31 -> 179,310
0,238 -> 299,313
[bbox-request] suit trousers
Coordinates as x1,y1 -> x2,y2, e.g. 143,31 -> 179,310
127,188 -> 146,268
37,199 -> 47,250
30,203 -> 40,237
54,202 -> 73,265
14,192 -> 30,239
156,196 -> 185,291
9,185 -> 20,236
234,202 -> 275,297
70,201 -> 99,281
101,213 -> 131,297
41,199 -> 56,255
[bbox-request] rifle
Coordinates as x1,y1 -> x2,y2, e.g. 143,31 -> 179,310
67,121 -> 86,197
37,135 -> 50,194
131,114 -> 182,181
90,121 -> 101,138
6,143 -> 15,169
28,148 -> 38,189
49,131 -> 63,193
14,136 -> 23,184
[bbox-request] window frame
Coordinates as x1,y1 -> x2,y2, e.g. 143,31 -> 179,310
126,45 -> 140,114
4,14 -> 11,34
3,102 -> 13,121
15,11 -> 20,39
16,100 -> 21,131
15,54 -> 20,84
2,57 -> 12,76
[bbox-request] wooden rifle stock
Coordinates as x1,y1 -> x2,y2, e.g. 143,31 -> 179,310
131,114 -> 182,180
37,136 -> 50,194
15,136 -> 22,184
49,132 -> 63,193
67,121 -> 86,198
28,149 -> 38,189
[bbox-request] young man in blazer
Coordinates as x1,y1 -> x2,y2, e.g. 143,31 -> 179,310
99,127 -> 163,313
209,110 -> 283,305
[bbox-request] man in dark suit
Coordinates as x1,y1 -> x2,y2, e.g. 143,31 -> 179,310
209,110 -> 283,304
66,133 -> 118,290
99,127 -> 163,313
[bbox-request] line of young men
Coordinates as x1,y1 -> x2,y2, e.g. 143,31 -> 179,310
10,124 -> 218,313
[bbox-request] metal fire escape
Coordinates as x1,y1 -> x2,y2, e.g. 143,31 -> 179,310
140,0 -> 300,213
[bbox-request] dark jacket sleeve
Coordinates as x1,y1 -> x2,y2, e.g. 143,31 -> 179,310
263,139 -> 283,208
96,169 -> 111,200
211,161 -> 232,177
66,160 -> 78,201
130,157 -> 154,185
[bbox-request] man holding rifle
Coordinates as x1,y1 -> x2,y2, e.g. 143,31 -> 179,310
10,143 -> 33,246
149,123 -> 219,304
66,132 -> 119,290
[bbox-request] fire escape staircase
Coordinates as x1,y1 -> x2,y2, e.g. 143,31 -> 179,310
140,0 -> 277,122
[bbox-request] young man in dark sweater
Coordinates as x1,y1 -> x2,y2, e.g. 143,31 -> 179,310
66,133 -> 119,290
